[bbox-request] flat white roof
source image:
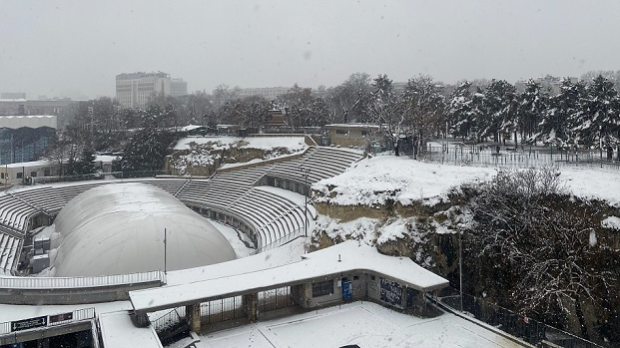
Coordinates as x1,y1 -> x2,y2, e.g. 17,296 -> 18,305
129,241 -> 448,313
99,311 -> 163,348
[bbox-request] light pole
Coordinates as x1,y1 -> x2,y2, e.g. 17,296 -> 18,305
164,228 -> 168,275
300,167 -> 311,237
459,229 -> 463,312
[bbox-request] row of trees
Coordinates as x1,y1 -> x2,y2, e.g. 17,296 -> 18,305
447,76 -> 620,154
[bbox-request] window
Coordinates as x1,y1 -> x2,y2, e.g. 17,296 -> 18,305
361,130 -> 369,137
44,169 -> 50,176
16,173 -> 23,179
31,171 -> 37,177
336,129 -> 348,135
0,173 -> 4,179
312,279 -> 334,297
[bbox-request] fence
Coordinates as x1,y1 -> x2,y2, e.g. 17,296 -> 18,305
200,296 -> 245,324
435,292 -> 601,348
422,145 -> 620,171
258,286 -> 295,314
0,270 -> 165,289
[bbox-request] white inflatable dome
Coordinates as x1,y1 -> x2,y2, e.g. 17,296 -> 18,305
50,182 -> 235,277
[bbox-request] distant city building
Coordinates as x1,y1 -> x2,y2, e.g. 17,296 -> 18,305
515,76 -> 578,95
0,92 -> 26,100
237,87 -> 291,100
0,115 -> 57,165
115,72 -> 171,108
0,99 -> 77,117
170,78 -> 188,97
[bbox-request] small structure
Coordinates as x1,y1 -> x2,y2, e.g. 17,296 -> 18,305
325,123 -> 383,149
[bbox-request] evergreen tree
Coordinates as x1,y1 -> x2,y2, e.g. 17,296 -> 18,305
76,147 -> 97,176
479,80 -> 516,143
576,75 -> 620,153
517,79 -> 549,145
446,81 -> 475,140
538,78 -> 585,149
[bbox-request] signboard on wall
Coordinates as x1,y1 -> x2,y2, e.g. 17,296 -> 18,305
11,316 -> 47,332
49,312 -> 73,323
380,278 -> 403,307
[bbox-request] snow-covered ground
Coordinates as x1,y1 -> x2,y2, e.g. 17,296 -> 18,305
198,301 -> 520,348
314,155 -> 620,208
173,136 -> 307,152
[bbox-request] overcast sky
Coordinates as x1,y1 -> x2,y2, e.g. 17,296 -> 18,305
1,0 -> 620,100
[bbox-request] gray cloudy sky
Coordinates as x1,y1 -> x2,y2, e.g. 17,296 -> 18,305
1,0 -> 620,100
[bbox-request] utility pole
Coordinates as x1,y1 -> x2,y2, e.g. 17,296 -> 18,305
459,230 -> 463,312
164,228 -> 167,275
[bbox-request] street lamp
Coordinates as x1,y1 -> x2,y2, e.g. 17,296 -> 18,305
300,167 -> 311,238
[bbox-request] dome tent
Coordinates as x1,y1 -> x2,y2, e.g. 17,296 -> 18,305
50,183 -> 235,277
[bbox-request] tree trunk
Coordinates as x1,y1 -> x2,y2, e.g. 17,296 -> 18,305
573,294 -> 589,340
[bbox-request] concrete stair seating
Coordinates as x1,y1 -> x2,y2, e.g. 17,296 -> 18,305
230,202 -> 279,245
12,187 -> 67,214
143,179 -> 188,196
55,183 -> 106,202
0,234 -> 18,272
212,167 -> 269,186
0,197 -> 21,224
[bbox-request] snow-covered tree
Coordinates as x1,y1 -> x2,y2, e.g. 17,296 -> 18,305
276,85 -> 329,129
537,78 -> 585,149
479,80 -> 516,143
324,73 -> 373,123
401,75 -> 445,154
367,75 -> 404,151
576,75 -> 620,153
446,81 -> 475,140
516,79 -> 548,145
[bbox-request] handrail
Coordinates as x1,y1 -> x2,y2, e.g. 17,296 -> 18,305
0,271 -> 165,289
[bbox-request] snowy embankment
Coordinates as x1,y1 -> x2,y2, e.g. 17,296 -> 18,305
312,156 -> 620,245
171,136 -> 307,175
313,156 -> 496,207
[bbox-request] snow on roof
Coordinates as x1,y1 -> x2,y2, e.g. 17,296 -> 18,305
173,136 -> 307,151
313,156 -> 496,206
50,183 -> 236,277
99,311 -> 163,348
4,159 -> 53,169
129,241 -> 448,312
199,301 -> 521,348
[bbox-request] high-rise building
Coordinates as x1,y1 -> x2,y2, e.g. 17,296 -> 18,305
115,72 -> 171,108
170,78 -> 188,97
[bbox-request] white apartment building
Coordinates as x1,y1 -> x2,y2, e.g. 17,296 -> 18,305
115,72 -> 171,108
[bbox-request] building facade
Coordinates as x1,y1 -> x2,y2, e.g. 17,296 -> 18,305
0,115 -> 57,165
237,87 -> 291,100
170,78 -> 188,97
115,72 -> 171,108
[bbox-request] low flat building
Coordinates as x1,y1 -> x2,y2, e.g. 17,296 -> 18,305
325,123 -> 383,149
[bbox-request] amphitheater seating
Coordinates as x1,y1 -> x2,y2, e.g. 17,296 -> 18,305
12,187 -> 68,215
0,146 -> 364,251
267,147 -> 363,184
0,232 -> 21,275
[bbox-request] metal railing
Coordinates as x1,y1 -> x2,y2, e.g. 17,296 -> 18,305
421,145 -> 620,171
0,270 -> 165,289
150,308 -> 185,333
434,291 -> 601,348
